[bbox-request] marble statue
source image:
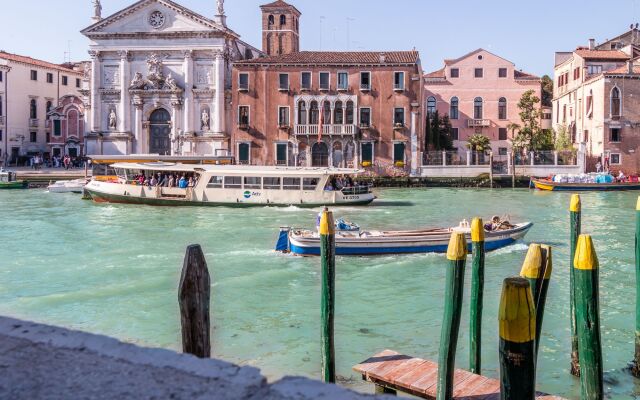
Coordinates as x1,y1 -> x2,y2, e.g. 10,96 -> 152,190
201,109 -> 210,131
165,72 -> 178,90
109,109 -> 117,129
129,72 -> 146,89
217,0 -> 225,15
93,0 -> 102,20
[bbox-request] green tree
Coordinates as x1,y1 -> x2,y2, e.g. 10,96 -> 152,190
541,75 -> 553,107
438,114 -> 454,150
554,124 -> 573,151
467,133 -> 491,165
513,90 -> 549,151
425,114 -> 432,150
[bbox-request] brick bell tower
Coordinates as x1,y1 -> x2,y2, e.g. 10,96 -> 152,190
260,0 -> 301,56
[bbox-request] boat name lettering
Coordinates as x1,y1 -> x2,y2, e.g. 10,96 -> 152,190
344,195 -> 361,200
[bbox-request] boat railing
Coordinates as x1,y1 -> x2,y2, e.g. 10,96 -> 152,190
341,185 -> 371,195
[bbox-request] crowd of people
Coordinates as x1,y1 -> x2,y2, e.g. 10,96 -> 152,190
324,175 -> 356,191
130,172 -> 199,189
26,154 -> 86,170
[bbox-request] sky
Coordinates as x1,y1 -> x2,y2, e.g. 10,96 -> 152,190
0,0 -> 639,77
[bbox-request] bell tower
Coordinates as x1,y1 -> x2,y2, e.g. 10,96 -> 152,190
260,0 -> 301,56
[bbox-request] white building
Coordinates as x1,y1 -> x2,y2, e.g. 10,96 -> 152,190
81,0 -> 261,156
0,52 -> 84,165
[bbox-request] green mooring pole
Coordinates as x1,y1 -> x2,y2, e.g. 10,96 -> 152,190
498,277 -> 536,400
574,234 -> 603,400
469,218 -> 485,374
570,194 -> 581,376
320,208 -> 336,383
634,197 -> 640,377
436,232 -> 467,400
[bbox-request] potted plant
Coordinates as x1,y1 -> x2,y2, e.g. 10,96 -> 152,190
361,161 -> 372,167
395,161 -> 405,168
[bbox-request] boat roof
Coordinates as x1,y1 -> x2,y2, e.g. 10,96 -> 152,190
110,162 -> 364,176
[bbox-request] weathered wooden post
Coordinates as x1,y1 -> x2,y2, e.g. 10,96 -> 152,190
498,277 -> 536,400
633,197 -> 640,377
520,244 -> 543,302
536,245 -> 553,357
574,234 -> 603,399
469,218 -> 485,374
570,194 -> 581,376
436,232 -> 467,400
178,244 -> 211,358
320,208 -> 336,383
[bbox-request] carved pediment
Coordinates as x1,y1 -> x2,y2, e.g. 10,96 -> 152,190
81,0 -> 238,39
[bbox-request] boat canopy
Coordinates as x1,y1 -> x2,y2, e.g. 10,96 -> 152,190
109,162 -> 364,176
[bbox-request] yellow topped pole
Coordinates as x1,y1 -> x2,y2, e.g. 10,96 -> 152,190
469,218 -> 485,374
569,194 -> 582,376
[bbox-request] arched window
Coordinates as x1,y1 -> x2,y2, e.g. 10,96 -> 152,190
268,15 -> 275,29
334,101 -> 344,125
322,101 -> 331,124
309,101 -> 319,125
498,97 -> 507,120
473,97 -> 483,119
280,14 -> 286,27
345,101 -> 354,124
611,87 -> 621,118
298,101 -> 307,125
450,97 -> 459,120
30,99 -> 37,119
427,96 -> 436,117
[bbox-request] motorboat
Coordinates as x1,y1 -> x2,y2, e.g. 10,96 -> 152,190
0,168 -> 28,189
47,179 -> 88,193
84,162 -> 375,207
275,219 -> 533,256
532,174 -> 640,191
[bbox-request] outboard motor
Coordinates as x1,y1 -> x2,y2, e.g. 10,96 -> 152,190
275,227 -> 291,253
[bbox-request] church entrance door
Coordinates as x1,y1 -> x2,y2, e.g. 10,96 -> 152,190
149,109 -> 171,155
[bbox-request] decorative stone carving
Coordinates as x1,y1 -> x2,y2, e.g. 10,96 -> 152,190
129,72 -> 146,90
108,109 -> 117,130
196,66 -> 212,85
165,73 -> 178,90
92,0 -> 102,20
127,56 -> 182,91
103,66 -> 119,86
201,109 -> 210,131
217,0 -> 225,15
146,53 -> 164,89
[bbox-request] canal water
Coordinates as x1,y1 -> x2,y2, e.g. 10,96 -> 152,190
1,188 -> 639,399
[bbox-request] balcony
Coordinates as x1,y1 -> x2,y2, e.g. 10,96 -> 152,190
0,116 -> 4,126
29,118 -> 39,128
467,119 -> 490,127
294,124 -> 357,136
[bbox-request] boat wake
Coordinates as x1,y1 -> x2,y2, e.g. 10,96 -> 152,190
490,242 -> 529,256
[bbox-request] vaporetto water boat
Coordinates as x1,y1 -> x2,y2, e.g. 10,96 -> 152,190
276,220 -> 533,256
84,162 -> 375,207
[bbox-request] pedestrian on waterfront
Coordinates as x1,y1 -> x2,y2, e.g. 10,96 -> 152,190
618,170 -> 626,182
596,161 -> 602,173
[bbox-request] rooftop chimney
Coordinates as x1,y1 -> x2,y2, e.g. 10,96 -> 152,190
588,38 -> 596,50
379,53 -> 386,63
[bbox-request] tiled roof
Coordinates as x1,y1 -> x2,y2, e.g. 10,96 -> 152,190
0,51 -> 82,73
236,51 -> 420,65
574,49 -> 630,60
514,70 -> 540,80
606,64 -> 640,74
260,0 -> 301,14
424,68 -> 445,78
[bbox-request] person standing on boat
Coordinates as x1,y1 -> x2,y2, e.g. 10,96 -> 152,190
618,170 -> 626,182
178,175 -> 187,189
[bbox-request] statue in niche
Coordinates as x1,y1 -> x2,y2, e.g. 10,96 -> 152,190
217,0 -> 225,15
201,109 -> 210,131
93,0 -> 102,20
108,109 -> 117,130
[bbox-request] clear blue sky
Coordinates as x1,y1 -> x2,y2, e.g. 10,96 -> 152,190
0,0 -> 638,77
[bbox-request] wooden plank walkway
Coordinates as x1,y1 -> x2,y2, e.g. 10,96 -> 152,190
353,350 -> 566,400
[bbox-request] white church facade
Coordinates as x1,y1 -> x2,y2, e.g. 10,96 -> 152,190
81,0 -> 261,156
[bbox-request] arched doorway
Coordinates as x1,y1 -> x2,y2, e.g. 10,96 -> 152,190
311,142 -> 329,167
149,109 -> 171,155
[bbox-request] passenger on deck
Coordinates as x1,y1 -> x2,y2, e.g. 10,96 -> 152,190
168,175 -> 175,188
150,175 -> 158,186
178,175 -> 188,188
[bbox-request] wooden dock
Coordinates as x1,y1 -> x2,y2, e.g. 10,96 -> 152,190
353,350 -> 566,399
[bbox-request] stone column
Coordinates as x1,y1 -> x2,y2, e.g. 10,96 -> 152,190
118,50 -> 130,133
410,111 -> 418,175
213,51 -> 225,134
133,98 -> 143,153
171,99 -> 182,155
89,51 -> 101,132
183,50 -> 194,134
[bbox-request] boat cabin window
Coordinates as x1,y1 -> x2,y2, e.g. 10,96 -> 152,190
283,177 -> 301,190
244,176 -> 262,189
302,178 -> 319,190
263,177 -> 281,189
207,176 -> 223,188
224,176 -> 242,189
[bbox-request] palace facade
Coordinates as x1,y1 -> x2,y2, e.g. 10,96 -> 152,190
81,0 -> 261,157
231,0 -> 424,173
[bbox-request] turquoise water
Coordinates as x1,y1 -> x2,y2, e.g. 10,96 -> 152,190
1,188 -> 640,399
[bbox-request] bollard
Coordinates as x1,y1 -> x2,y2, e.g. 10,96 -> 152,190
570,194 -> 581,376
498,277 -> 536,400
634,197 -> 640,377
436,232 -> 467,400
320,208 -> 336,383
574,235 -> 603,399
178,244 -> 211,358
469,218 -> 485,374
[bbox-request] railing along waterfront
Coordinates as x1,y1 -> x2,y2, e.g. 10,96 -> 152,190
294,124 -> 357,136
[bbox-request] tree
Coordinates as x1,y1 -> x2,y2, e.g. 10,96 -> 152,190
554,124 -> 573,151
438,114 -> 454,151
513,89 -> 550,151
467,133 -> 491,165
425,112 -> 454,151
431,110 -> 441,150
541,75 -> 553,107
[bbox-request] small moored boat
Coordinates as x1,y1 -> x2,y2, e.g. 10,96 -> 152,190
0,169 -> 28,189
47,179 -> 88,193
275,219 -> 533,256
532,176 -> 640,191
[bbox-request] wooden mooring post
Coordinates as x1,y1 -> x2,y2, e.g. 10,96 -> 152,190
569,194 -> 581,376
319,208 -> 336,384
520,244 -> 553,357
499,277 -> 536,400
634,197 -> 640,377
436,232 -> 467,400
469,218 -> 485,374
178,244 -> 211,358
574,235 -> 603,399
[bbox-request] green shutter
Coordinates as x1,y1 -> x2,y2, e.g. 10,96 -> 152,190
239,143 -> 250,162
276,143 -> 287,162
361,143 -> 373,162
394,142 -> 405,163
